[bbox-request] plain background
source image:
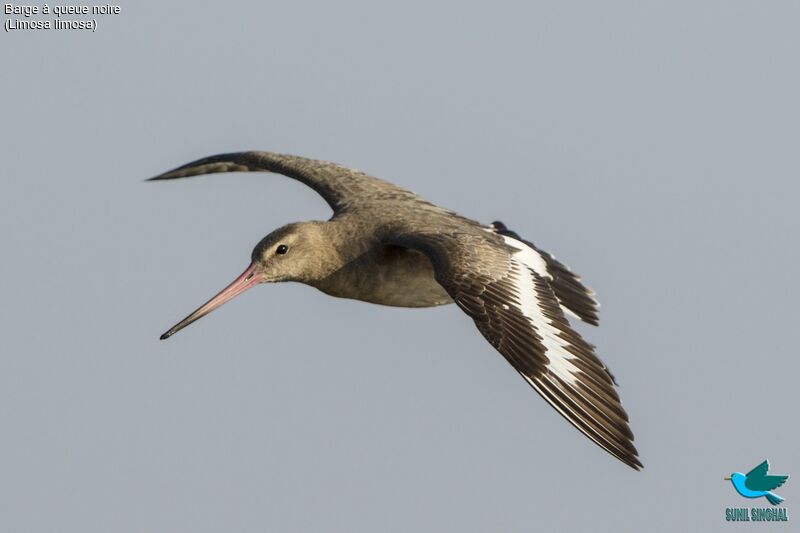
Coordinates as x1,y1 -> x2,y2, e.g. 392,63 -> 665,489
2,2 -> 798,532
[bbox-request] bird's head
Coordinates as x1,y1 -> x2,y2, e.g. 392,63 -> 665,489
725,472 -> 745,483
159,221 -> 339,340
250,221 -> 340,283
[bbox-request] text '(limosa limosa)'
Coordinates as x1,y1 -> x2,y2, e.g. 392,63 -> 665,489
150,151 -> 642,470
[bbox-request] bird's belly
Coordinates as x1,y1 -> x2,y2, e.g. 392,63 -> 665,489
313,246 -> 453,308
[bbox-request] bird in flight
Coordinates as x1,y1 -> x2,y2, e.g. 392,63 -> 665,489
150,151 -> 642,470
726,460 -> 788,505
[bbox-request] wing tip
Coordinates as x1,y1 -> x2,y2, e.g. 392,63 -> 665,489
601,430 -> 642,470
622,452 -> 644,471
146,153 -> 255,182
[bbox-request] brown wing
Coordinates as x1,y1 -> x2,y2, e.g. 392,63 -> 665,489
148,151 -> 418,212
391,230 -> 642,470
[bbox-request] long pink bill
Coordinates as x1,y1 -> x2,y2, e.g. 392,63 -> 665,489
159,263 -> 263,340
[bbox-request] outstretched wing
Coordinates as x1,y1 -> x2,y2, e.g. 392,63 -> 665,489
745,460 -> 789,491
391,230 -> 641,470
149,151 -> 417,212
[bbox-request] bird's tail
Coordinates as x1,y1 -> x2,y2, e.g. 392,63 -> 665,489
765,492 -> 784,506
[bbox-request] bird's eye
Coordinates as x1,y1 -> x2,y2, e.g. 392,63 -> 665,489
276,244 -> 289,255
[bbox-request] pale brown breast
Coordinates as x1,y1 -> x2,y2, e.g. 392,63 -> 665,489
312,245 -> 452,307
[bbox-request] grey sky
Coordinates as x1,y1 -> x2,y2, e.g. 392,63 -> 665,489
2,2 -> 798,532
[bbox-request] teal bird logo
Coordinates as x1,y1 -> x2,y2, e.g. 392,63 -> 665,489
725,460 -> 789,506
